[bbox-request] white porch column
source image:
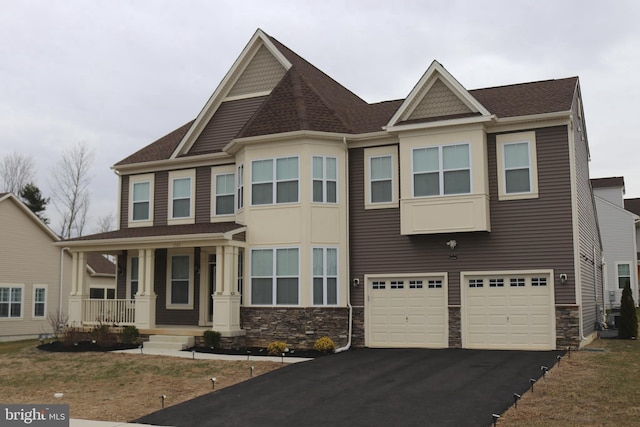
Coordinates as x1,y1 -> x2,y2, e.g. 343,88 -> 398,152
68,251 -> 83,326
135,249 -> 156,329
212,245 -> 243,337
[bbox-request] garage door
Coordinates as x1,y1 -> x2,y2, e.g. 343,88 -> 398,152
367,276 -> 447,348
462,272 -> 555,350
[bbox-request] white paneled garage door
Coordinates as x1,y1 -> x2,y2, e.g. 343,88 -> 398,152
462,271 -> 555,350
367,275 -> 448,348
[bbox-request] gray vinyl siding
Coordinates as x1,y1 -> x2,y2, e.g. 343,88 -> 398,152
187,97 -> 267,156
572,91 -> 604,336
120,175 -> 129,229
154,171 -> 168,227
195,166 -> 211,224
348,126 -> 575,308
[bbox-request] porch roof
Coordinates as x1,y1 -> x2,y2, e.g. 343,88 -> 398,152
57,222 -> 246,250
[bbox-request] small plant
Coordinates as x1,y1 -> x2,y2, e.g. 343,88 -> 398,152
619,282 -> 638,339
121,325 -> 140,344
267,340 -> 288,355
203,330 -> 222,348
47,309 -> 69,340
314,336 -> 336,353
62,325 -> 83,347
92,322 -> 113,347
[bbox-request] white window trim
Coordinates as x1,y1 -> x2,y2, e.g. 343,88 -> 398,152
616,261 -> 632,290
128,173 -> 154,228
0,284 -> 24,320
496,131 -> 539,201
249,247 -> 300,306
211,165 -> 236,221
32,284 -> 47,319
166,250 -> 194,309
250,156 -> 300,206
364,145 -> 398,209
127,255 -> 139,300
312,247 -> 339,306
312,156 -> 338,204
168,169 -> 196,225
411,143 -> 472,198
237,163 -> 244,211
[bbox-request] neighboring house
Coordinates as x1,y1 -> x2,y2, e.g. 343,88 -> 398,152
591,177 -> 639,315
59,29 -> 603,350
624,197 -> 640,300
0,192 -> 116,341
87,253 -> 117,300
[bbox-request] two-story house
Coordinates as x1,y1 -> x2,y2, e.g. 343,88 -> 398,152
591,177 -> 638,316
59,29 -> 603,350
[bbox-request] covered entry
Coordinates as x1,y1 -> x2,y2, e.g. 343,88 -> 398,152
366,274 -> 448,348
461,270 -> 556,350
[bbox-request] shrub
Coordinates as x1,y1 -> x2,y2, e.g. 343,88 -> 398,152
92,323 -> 114,347
121,325 -> 140,344
314,336 -> 336,353
619,282 -> 638,339
203,330 -> 222,348
267,341 -> 288,355
62,325 -> 83,347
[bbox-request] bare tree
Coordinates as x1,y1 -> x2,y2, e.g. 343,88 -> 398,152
51,142 -> 95,239
95,213 -> 115,233
0,152 -> 35,195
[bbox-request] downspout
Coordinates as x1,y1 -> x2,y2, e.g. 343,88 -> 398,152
59,247 -> 70,315
336,136 -> 352,353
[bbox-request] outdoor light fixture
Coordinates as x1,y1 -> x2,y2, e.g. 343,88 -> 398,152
446,240 -> 457,249
513,393 -> 521,408
559,273 -> 568,284
541,365 -> 549,379
160,395 -> 166,408
352,278 -> 360,287
529,378 -> 537,392
54,393 -> 64,399
557,355 -> 562,366
491,414 -> 500,426
210,377 -> 216,390
139,344 -> 143,354
250,366 -> 254,377
247,350 -> 251,361
192,349 -> 196,360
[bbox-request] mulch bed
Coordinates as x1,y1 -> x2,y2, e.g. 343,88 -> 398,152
37,340 -> 140,352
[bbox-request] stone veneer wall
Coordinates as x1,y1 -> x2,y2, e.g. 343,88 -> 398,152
241,307 -> 349,349
352,307 -> 365,347
556,306 -> 580,349
448,307 -> 461,348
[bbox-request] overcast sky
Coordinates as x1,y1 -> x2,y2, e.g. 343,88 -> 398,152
2,0 -> 639,235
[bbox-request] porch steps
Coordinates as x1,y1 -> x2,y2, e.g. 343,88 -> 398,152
143,335 -> 195,351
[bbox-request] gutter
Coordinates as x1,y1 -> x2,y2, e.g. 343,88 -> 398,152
335,137 -> 352,353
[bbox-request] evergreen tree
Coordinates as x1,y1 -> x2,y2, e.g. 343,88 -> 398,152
618,281 -> 638,339
19,182 -> 50,224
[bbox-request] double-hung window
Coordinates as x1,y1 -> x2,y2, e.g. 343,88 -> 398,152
132,182 -> 150,221
0,286 -> 22,318
496,131 -> 538,200
33,286 -> 46,318
215,173 -> 235,215
370,156 -> 393,203
618,263 -> 631,289
251,157 -> 299,205
251,248 -> 299,305
313,248 -> 338,305
172,178 -> 191,218
313,156 -> 337,203
169,254 -> 191,307
413,143 -> 470,197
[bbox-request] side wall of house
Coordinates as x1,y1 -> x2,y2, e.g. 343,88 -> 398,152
348,125 -> 576,347
0,200 -> 72,341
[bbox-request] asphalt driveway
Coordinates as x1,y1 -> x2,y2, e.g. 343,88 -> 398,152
135,348 -> 563,427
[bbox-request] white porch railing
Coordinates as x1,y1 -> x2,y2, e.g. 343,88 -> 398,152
82,299 -> 136,326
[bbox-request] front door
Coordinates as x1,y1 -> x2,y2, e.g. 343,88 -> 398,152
208,254 -> 217,319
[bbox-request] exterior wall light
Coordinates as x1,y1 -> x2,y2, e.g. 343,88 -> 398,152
559,274 -> 568,284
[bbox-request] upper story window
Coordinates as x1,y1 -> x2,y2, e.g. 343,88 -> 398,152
168,170 -> 195,224
496,131 -> 538,200
313,156 -> 337,203
237,164 -> 244,210
128,173 -> 154,227
251,157 -> 299,205
412,143 -> 470,197
215,173 -> 235,216
364,146 -> 398,209
132,182 -> 150,221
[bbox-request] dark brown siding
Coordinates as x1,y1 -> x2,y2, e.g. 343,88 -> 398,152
120,175 -> 129,229
154,171 -> 168,226
187,96 -> 267,155
154,248 -> 200,326
195,167 -> 211,224
348,126 -> 575,307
